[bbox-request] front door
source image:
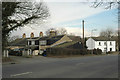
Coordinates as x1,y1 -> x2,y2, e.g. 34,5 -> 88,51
110,48 -> 112,51
28,49 -> 32,55
40,50 -> 44,54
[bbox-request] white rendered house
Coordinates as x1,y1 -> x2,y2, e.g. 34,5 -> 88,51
86,37 -> 116,52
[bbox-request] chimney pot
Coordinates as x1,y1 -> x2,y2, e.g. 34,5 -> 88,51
40,32 -> 43,37
31,32 -> 34,38
22,33 -> 26,38
49,30 -> 56,37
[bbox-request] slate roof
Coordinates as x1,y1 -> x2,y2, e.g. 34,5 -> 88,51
39,36 -> 49,40
46,35 -> 82,45
68,36 -> 81,41
39,35 -> 64,40
8,38 -> 28,46
8,35 -> 64,46
91,37 -> 116,41
27,37 -> 39,40
8,35 -> 82,46
41,35 -> 64,45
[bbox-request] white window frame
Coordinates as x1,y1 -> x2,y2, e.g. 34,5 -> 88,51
98,42 -> 101,46
31,41 -> 35,45
104,42 -> 106,46
40,40 -> 46,45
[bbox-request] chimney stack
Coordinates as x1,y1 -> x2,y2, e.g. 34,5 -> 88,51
40,32 -> 43,37
22,33 -> 26,38
30,32 -> 34,38
49,30 -> 56,37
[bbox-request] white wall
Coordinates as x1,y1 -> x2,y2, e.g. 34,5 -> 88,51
86,38 -> 95,50
107,41 -> 116,52
86,38 -> 116,52
95,41 -> 116,52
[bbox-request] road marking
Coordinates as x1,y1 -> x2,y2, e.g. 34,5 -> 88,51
11,72 -> 32,77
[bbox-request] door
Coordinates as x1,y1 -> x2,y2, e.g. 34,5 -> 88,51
110,48 -> 112,51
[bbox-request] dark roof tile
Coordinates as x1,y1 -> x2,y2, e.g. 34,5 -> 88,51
8,38 -> 28,46
91,37 -> 116,41
68,36 -> 81,41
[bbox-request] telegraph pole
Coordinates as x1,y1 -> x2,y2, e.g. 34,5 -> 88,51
82,20 -> 84,49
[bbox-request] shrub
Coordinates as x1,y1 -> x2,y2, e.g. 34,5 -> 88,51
93,48 -> 102,55
45,48 -> 102,56
107,51 -> 112,54
46,48 -> 89,56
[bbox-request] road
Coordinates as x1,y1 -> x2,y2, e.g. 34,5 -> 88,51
2,54 -> 118,78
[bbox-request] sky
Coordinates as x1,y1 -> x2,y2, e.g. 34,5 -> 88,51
11,2 -> 118,38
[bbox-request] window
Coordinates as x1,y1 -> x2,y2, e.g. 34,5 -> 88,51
29,41 -> 31,45
31,41 -> 35,45
99,42 -> 101,46
110,42 -> 112,46
79,42 -> 81,44
40,40 -> 46,45
104,48 -> 107,52
104,42 -> 106,46
35,40 -> 39,45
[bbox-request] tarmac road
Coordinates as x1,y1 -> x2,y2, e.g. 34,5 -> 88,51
2,54 -> 118,78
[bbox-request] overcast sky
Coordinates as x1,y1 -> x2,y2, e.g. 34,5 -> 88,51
11,1 -> 118,38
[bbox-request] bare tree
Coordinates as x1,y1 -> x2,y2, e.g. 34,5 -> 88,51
91,0 -> 120,51
99,28 -> 114,38
114,29 -> 119,36
57,28 -> 67,35
7,35 -> 20,42
91,0 -> 119,9
2,2 -> 50,49
69,33 -> 75,36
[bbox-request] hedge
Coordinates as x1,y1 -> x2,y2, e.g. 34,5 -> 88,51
44,48 -> 102,56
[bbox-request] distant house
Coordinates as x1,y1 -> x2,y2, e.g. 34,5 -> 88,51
86,37 -> 116,52
8,30 -> 83,56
